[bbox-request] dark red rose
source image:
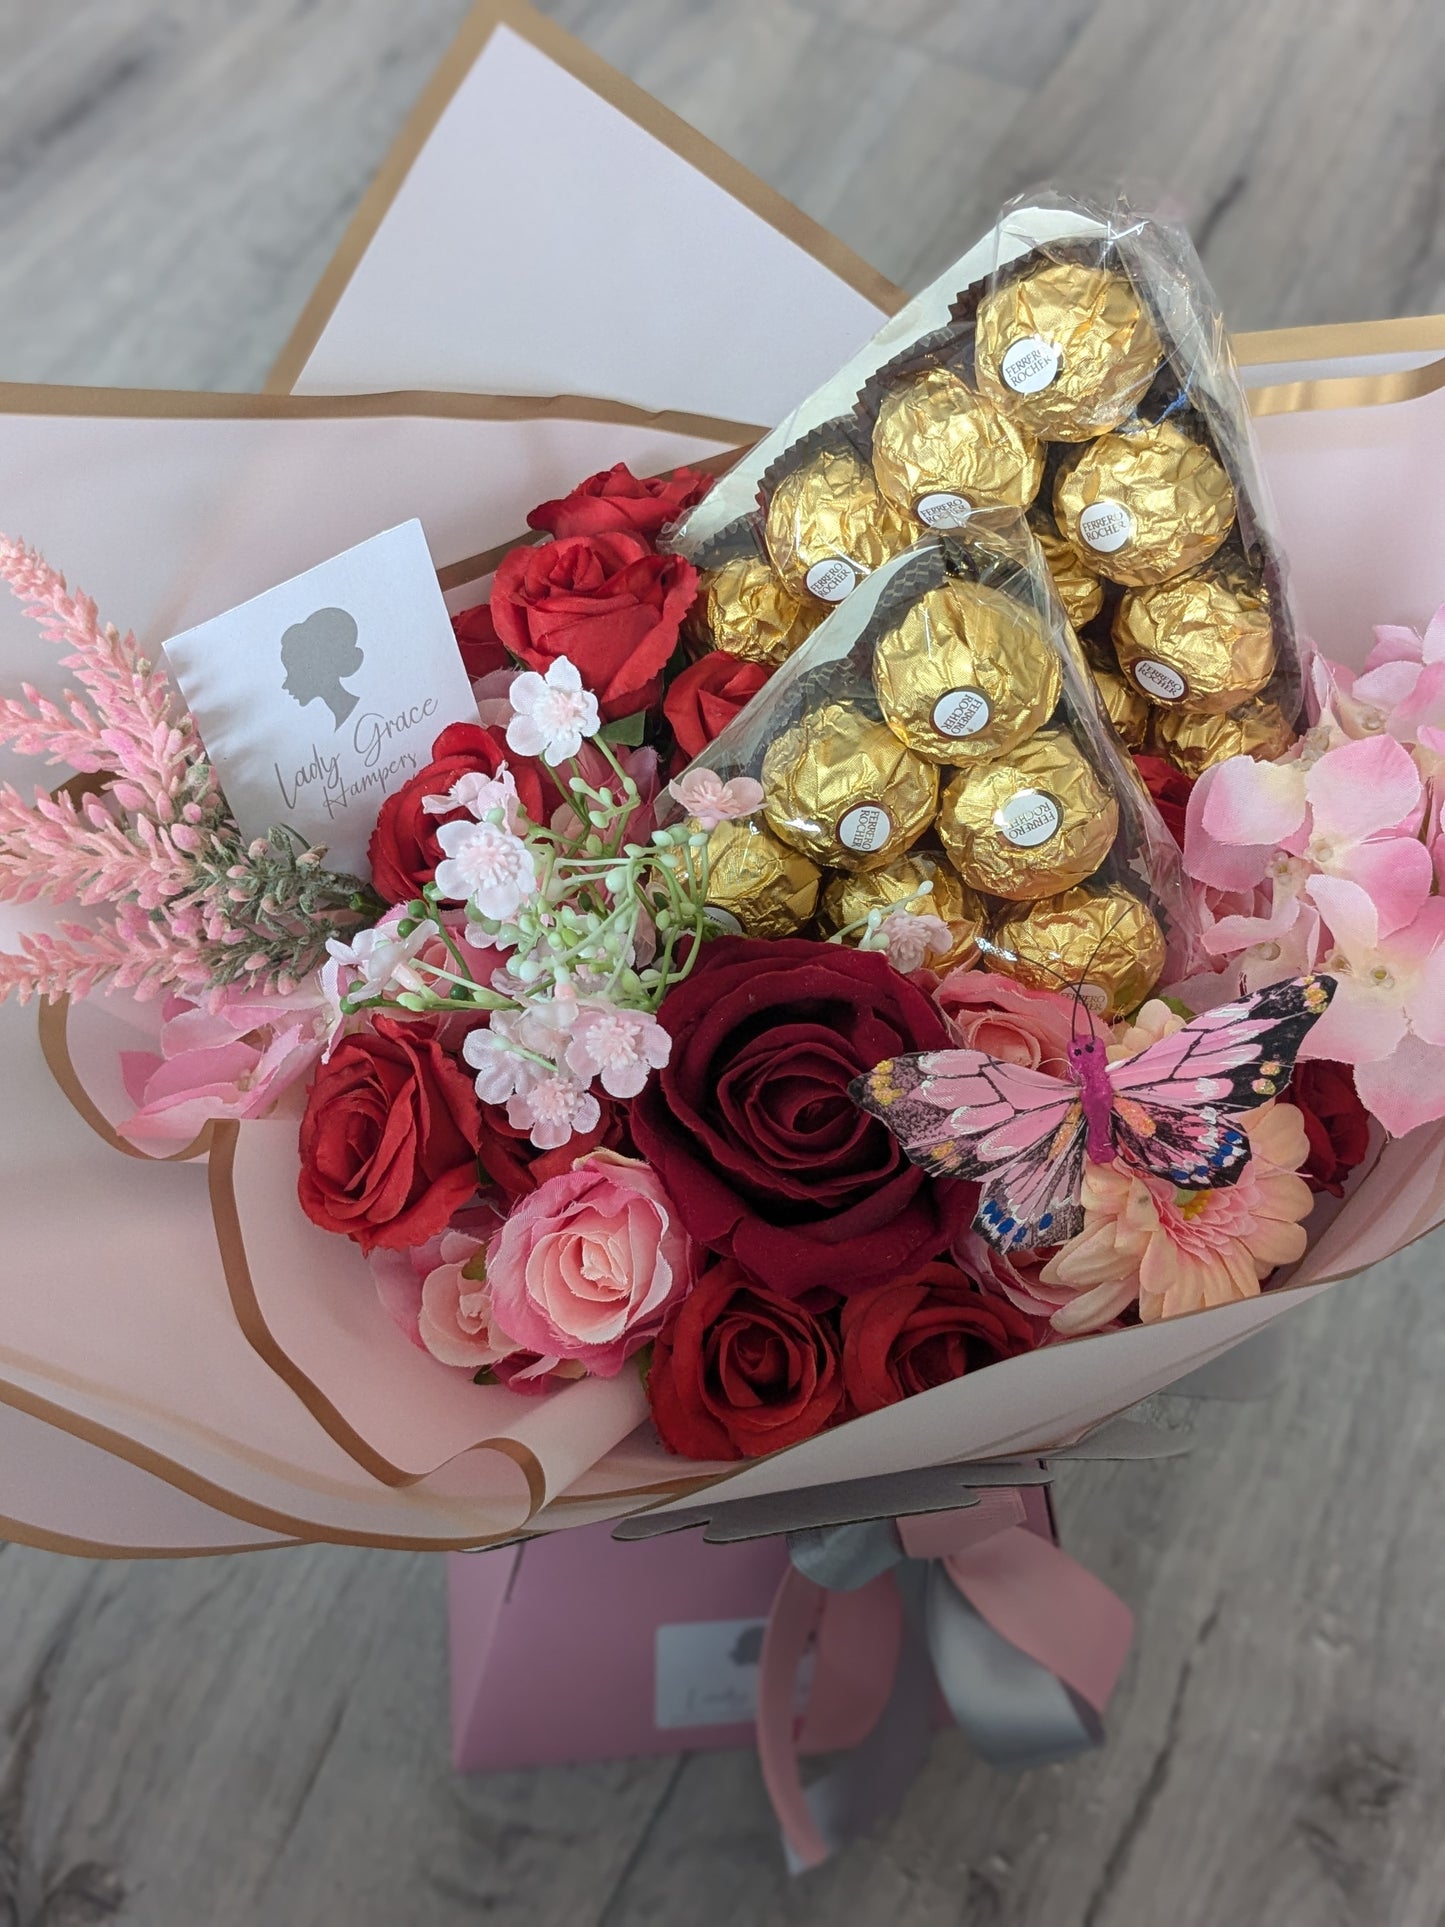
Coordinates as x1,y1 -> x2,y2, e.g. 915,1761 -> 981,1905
451,601 -> 511,681
1133,752 -> 1194,848
1289,1060 -> 1372,1196
297,1016 -> 482,1254
648,1257 -> 845,1459
630,937 -> 971,1295
527,463 -> 713,541
840,1262 -> 1040,1416
367,722 -> 547,907
474,1095 -> 634,1201
489,531 -> 697,721
664,653 -> 771,763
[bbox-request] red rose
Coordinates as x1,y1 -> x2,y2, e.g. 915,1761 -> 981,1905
664,653 -> 771,763
489,532 -> 697,721
648,1257 -> 845,1459
1133,752 -> 1194,848
367,722 -> 546,907
475,1095 -> 633,1200
527,463 -> 713,541
631,937 -> 971,1295
1289,1060 -> 1372,1196
297,1016 -> 482,1254
451,601 -> 511,681
840,1262 -> 1041,1416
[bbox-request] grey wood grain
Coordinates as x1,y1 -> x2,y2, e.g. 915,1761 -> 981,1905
1,3 -> 1444,1924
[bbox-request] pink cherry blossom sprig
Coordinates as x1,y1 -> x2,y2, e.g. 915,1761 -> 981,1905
324,656 -> 768,1148
0,539 -> 369,1003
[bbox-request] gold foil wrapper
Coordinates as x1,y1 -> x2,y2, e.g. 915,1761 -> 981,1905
764,440 -> 915,605
985,884 -> 1167,1017
871,367 -> 1044,528
761,701 -> 939,873
696,815 -> 821,940
817,852 -> 985,973
937,729 -> 1118,901
690,552 -> 822,667
1153,697 -> 1297,779
1113,562 -> 1274,713
1054,419 -> 1236,588
1092,662 -> 1150,750
1030,515 -> 1105,629
975,262 -> 1164,443
872,580 -> 1062,765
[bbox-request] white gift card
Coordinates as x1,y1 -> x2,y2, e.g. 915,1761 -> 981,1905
161,520 -> 479,878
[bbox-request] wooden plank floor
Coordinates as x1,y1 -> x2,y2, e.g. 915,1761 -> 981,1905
1,4 -> 1444,1922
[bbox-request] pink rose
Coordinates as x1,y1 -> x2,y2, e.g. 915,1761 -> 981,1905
418,1230 -> 521,1371
934,971 -> 1102,1079
486,1153 -> 696,1376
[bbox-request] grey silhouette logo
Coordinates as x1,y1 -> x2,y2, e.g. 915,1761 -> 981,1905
280,606 -> 364,730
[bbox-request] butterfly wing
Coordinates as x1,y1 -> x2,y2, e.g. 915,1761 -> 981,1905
1107,974 -> 1335,1190
851,1048 -> 1077,1183
976,1105 -> 1088,1252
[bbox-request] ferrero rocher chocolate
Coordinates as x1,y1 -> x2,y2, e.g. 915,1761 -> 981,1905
871,367 -> 1044,529
694,815 -> 821,939
975,262 -> 1164,443
985,884 -> 1167,1017
1092,662 -> 1151,750
764,439 -> 914,605
1152,696 -> 1297,779
1029,514 -> 1105,629
872,579 -> 1062,765
818,852 -> 985,973
1053,419 -> 1236,588
690,552 -> 823,667
761,701 -> 939,873
936,729 -> 1118,900
1113,562 -> 1273,713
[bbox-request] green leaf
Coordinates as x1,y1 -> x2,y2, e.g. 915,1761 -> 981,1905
598,709 -> 648,747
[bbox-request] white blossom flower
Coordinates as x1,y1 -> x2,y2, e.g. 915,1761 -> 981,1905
665,767 -> 765,832
505,657 -> 601,765
320,911 -> 439,1032
462,1013 -> 542,1106
565,1002 -> 672,1098
422,764 -> 522,829
433,816 -> 537,919
879,910 -> 954,974
506,1071 -> 602,1150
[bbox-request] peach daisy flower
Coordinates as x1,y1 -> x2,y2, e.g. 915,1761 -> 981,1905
1039,1101 -> 1314,1335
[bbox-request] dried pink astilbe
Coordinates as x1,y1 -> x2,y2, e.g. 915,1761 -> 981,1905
0,538 -> 365,1004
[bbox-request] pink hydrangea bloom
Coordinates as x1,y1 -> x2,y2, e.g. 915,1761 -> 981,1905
118,987 -> 325,1144
506,1070 -> 601,1150
505,657 -> 600,765
565,1003 -> 671,1098
433,816 -> 537,918
878,910 -> 953,974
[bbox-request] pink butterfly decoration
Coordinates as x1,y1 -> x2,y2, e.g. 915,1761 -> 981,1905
851,975 -> 1336,1252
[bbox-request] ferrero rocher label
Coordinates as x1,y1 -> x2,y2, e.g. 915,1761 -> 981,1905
817,852 -> 985,973
1113,563 -> 1274,713
975,262 -> 1165,443
871,367 -> 1044,529
985,884 -> 1167,1016
696,815 -> 821,940
691,552 -> 822,667
1153,696 -> 1297,779
872,579 -> 1062,765
936,729 -> 1118,900
764,440 -> 915,605
761,701 -> 938,873
1029,515 -> 1105,629
1092,662 -> 1150,750
1054,419 -> 1236,588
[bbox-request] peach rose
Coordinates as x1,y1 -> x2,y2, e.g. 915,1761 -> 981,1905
486,1153 -> 696,1376
935,971 -> 1102,1078
418,1230 -> 525,1371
